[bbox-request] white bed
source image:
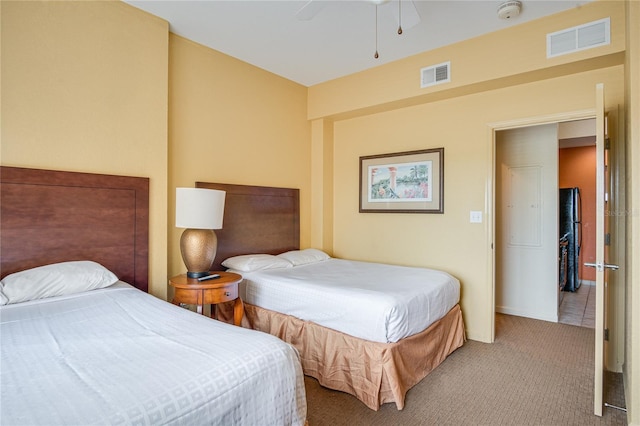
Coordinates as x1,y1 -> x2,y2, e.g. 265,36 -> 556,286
0,279 -> 307,426
231,255 -> 460,343
0,167 -> 307,426
196,181 -> 465,410
220,249 -> 465,411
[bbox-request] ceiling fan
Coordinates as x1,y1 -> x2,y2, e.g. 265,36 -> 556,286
296,0 -> 421,58
296,0 -> 421,33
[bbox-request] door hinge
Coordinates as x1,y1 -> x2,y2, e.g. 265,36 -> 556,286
605,137 -> 610,150
605,233 -> 611,246
604,328 -> 609,341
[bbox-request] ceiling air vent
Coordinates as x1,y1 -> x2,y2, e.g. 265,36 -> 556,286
420,61 -> 450,88
547,17 -> 610,58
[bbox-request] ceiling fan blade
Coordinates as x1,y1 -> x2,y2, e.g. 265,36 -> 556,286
390,0 -> 421,30
296,0 -> 326,21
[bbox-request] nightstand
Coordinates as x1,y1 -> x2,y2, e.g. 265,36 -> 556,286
169,272 -> 243,326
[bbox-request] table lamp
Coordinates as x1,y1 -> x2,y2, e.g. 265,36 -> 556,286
176,187 -> 226,278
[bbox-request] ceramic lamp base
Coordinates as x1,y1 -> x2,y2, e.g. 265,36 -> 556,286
180,228 -> 217,278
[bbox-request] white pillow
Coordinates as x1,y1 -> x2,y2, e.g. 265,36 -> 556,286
0,285 -> 7,306
222,254 -> 292,272
0,261 -> 119,304
277,248 -> 330,266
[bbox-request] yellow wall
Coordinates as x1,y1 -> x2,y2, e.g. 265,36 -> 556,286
167,35 -> 310,277
2,1 -> 639,420
310,119 -> 334,251
308,0 -> 625,120
0,2 -> 310,298
1,1 -> 170,298
309,0 -> 626,344
331,67 -> 623,342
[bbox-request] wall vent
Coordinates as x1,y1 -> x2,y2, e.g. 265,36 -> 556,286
547,17 -> 610,58
420,61 -> 450,88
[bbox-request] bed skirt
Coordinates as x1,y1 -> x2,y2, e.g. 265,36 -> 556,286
224,303 -> 465,411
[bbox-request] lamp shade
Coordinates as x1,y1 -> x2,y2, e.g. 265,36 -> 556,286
176,188 -> 225,230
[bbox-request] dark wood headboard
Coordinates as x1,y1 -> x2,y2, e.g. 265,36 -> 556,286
1,166 -> 149,292
196,182 -> 299,271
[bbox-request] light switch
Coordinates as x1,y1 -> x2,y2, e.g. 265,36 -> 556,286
470,211 -> 483,223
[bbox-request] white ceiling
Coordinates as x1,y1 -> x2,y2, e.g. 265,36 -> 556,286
124,0 -> 592,87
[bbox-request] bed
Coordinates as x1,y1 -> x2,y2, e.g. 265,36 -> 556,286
197,181 -> 465,411
0,167 -> 307,426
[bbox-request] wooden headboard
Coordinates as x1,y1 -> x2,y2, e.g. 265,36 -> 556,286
1,167 -> 149,292
196,182 -> 299,271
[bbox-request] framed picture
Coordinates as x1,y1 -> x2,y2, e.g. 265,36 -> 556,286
359,148 -> 444,213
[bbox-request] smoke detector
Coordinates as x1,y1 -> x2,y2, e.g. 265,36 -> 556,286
497,1 -> 522,20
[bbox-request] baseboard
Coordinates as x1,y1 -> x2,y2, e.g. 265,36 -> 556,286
581,280 -> 596,286
496,306 -> 558,323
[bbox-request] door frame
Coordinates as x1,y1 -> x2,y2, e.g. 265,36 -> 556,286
487,109 -> 596,342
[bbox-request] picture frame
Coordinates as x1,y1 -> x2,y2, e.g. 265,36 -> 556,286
359,148 -> 444,213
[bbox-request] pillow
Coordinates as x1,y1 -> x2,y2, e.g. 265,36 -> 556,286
277,248 -> 330,266
221,254 -> 292,272
0,261 -> 119,304
0,286 -> 7,306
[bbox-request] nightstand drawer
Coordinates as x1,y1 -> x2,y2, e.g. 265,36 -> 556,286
202,285 -> 238,304
172,287 -> 201,305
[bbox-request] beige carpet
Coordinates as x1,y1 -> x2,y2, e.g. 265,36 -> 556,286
305,314 -> 627,425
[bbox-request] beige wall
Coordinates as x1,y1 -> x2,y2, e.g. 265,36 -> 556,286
2,0 -> 638,421
331,67 -> 623,342
167,35 -> 311,278
309,0 -> 626,344
308,0 -> 625,120
0,2 -> 311,299
308,0 -> 638,419
1,1 -> 170,298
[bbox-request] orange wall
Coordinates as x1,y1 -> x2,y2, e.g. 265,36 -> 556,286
559,146 -> 596,282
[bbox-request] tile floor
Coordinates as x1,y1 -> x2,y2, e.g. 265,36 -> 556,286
558,282 -> 595,328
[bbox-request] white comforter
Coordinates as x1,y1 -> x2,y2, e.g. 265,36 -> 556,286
237,258 -> 460,343
0,283 -> 306,426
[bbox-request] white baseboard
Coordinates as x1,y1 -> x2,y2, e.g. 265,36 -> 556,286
581,280 -> 596,286
496,306 -> 558,323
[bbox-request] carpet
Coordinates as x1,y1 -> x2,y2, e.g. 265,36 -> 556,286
304,314 -> 627,425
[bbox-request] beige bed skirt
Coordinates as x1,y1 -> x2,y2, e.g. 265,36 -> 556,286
230,303 -> 465,411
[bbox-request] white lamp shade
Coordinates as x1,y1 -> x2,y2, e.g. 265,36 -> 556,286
176,188 -> 225,230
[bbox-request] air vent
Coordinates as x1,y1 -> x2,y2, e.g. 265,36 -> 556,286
547,17 -> 610,58
420,61 -> 451,88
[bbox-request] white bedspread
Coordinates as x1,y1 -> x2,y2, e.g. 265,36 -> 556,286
0,282 -> 306,426
237,258 -> 460,343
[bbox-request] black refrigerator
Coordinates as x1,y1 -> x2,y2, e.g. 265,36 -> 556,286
559,187 -> 582,292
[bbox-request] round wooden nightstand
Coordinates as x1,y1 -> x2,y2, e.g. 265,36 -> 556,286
169,271 -> 243,326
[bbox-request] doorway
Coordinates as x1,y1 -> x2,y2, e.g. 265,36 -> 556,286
494,118 -> 597,324
557,118 -> 597,328
490,101 -> 626,416
495,123 -> 559,322
489,111 -> 597,336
